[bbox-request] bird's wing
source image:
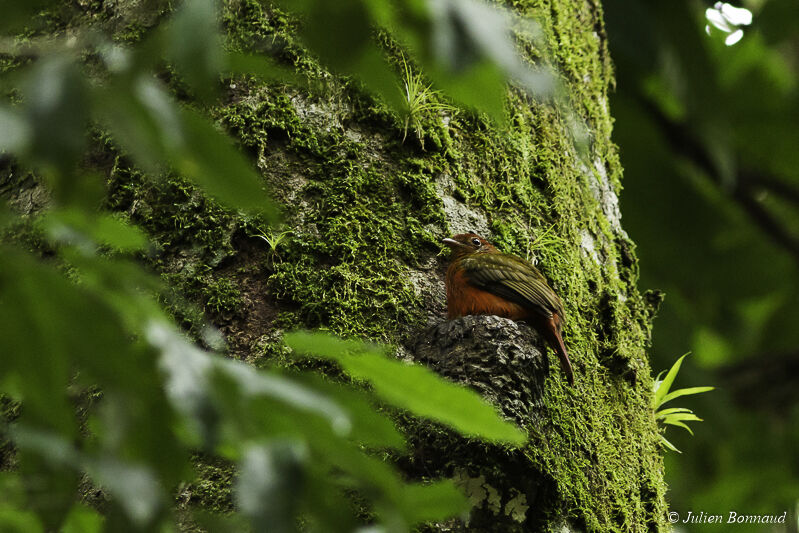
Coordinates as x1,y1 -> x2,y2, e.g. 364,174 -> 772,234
460,253 -> 563,318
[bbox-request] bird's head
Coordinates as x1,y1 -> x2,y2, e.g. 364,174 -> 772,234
441,233 -> 497,258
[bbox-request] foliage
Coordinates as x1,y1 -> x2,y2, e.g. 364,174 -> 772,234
652,355 -> 714,453
0,0 -> 556,530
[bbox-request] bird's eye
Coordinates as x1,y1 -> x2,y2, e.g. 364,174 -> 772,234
471,238 -> 481,247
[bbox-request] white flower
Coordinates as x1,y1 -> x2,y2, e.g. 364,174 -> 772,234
705,2 -> 753,46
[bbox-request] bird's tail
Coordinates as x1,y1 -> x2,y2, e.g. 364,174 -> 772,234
553,332 -> 575,386
545,318 -> 574,386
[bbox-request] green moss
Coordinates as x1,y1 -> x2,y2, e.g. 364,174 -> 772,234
185,455 -> 236,514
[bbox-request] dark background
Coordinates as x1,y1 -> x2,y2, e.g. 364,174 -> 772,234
607,0 -> 799,526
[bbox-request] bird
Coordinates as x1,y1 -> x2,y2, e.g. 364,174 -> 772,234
442,232 -> 575,385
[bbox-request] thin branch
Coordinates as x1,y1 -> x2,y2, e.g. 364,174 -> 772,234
745,172 -> 799,208
638,97 -> 799,265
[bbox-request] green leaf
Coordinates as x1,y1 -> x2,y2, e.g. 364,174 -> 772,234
0,106 -> 31,153
176,106 -> 279,221
662,412 -> 702,423
426,0 -> 555,97
429,61 -> 507,125
57,251 -> 167,333
235,442 -> 307,533
0,506 -> 44,533
148,324 -> 353,439
94,79 -> 279,221
93,81 -> 169,174
165,0 -> 224,102
399,481 -> 469,523
22,55 -> 89,180
658,386 -> 715,408
295,373 -> 406,449
300,468 -> 359,533
655,407 -> 693,417
92,215 -> 149,252
190,510 -> 249,533
12,426 -> 164,527
284,331 -> 526,445
293,0 -> 372,72
60,505 -> 103,533
0,246 -> 126,434
659,434 -> 681,453
653,353 -> 689,408
663,419 -> 694,435
38,209 -> 149,253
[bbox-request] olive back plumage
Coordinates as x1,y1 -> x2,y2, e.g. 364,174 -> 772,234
457,251 -> 564,323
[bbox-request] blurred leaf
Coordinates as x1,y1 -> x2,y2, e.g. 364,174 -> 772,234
0,246 -> 123,434
22,55 -> 88,180
85,457 -> 162,527
298,467 -> 361,533
93,81 -> 170,174
60,505 -> 103,533
191,510 -> 249,533
426,0 -> 555,110
692,327 -> 731,367
176,106 -> 278,220
399,480 -> 468,523
428,60 -> 506,124
438,0 -> 552,122
299,0 -> 372,72
0,202 -> 10,227
165,0 -> 224,102
0,507 -> 43,533
59,506 -> 103,533
0,106 -> 31,153
38,209 -> 149,253
295,374 -> 405,449
236,442 -> 307,533
94,78 -> 279,221
12,426 -> 163,528
92,214 -> 149,252
149,323 -> 352,440
58,251 -> 167,333
285,331 -> 526,445
350,48 -> 405,114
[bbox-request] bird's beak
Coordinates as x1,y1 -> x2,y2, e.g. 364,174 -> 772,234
441,238 -> 466,249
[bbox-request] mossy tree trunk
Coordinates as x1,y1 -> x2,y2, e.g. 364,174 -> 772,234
3,0 -> 668,530
208,1 -> 665,529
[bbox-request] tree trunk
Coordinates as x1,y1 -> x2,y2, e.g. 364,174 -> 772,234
3,0 -> 669,530
196,1 -> 666,529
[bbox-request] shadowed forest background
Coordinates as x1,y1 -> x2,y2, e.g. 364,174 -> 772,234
0,0 -> 798,531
